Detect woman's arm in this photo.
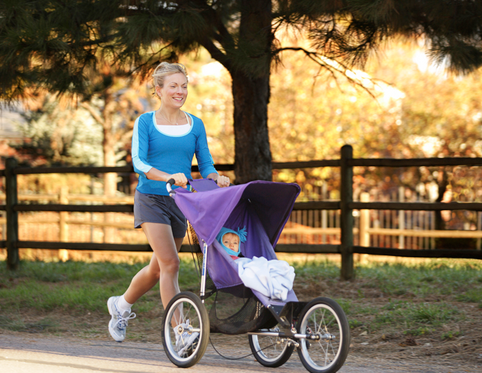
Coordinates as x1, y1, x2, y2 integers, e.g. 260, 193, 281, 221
146, 169, 188, 188
131, 117, 153, 176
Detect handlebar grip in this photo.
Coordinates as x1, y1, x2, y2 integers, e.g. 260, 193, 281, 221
166, 178, 176, 196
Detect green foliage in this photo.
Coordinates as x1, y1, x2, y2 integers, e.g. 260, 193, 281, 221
2, 1, 482, 102
441, 330, 463, 340
14, 95, 104, 166
349, 319, 363, 329
0, 0, 121, 98
456, 288, 482, 304
404, 326, 432, 337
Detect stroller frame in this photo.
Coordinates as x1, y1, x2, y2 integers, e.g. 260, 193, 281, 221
161, 179, 350, 373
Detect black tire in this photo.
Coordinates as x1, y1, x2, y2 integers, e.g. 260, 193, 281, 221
161, 292, 210, 368
248, 326, 295, 367
296, 297, 350, 373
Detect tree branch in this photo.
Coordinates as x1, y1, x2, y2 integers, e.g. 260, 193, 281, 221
198, 35, 232, 71
81, 102, 104, 125
273, 46, 380, 99
190, 0, 236, 49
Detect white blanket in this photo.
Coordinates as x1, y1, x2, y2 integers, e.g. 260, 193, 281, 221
235, 256, 295, 301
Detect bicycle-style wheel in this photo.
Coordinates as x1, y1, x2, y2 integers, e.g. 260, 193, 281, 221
161, 291, 210, 368
297, 297, 350, 373
248, 326, 294, 367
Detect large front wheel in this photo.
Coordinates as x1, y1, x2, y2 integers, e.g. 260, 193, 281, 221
248, 326, 294, 367
161, 292, 210, 368
297, 297, 350, 373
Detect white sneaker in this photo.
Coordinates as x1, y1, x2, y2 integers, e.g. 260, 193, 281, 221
175, 320, 199, 357
107, 296, 136, 342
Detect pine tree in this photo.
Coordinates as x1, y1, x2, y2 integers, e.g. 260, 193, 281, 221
13, 94, 104, 167
2, 0, 482, 182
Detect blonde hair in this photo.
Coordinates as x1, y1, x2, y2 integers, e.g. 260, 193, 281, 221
152, 62, 188, 88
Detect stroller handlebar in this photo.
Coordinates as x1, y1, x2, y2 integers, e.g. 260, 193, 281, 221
166, 178, 176, 196
166, 177, 221, 196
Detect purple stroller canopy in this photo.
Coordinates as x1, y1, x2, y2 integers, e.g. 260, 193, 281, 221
173, 179, 301, 248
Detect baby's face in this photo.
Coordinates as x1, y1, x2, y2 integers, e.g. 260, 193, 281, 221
223, 233, 239, 252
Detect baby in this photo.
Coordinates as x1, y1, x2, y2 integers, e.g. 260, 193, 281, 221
216, 227, 247, 260
216, 226, 295, 301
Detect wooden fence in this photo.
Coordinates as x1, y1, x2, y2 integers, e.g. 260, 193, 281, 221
1, 145, 482, 279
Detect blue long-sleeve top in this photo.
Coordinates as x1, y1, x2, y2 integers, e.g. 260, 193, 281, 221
132, 111, 218, 196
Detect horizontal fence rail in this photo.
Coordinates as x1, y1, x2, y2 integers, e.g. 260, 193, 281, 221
350, 202, 482, 211
2, 145, 482, 278
349, 157, 482, 167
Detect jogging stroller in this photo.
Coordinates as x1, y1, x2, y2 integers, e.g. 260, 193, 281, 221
161, 179, 350, 373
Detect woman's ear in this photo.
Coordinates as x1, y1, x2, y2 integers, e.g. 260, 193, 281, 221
155, 86, 162, 99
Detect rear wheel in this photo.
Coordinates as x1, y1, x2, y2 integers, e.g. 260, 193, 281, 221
248, 326, 294, 367
297, 297, 350, 373
161, 292, 210, 368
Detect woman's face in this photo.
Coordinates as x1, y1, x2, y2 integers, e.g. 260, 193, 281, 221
157, 73, 188, 109
223, 233, 239, 252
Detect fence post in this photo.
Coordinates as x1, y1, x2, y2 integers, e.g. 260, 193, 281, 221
340, 145, 354, 280
398, 186, 405, 249
359, 192, 370, 250
322, 182, 327, 244
59, 186, 69, 261
5, 157, 19, 270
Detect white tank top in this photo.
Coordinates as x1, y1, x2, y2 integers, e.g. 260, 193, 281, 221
155, 111, 191, 136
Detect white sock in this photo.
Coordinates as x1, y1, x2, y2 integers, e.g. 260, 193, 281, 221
117, 295, 134, 314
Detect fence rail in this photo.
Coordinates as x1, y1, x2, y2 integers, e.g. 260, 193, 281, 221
2, 145, 482, 279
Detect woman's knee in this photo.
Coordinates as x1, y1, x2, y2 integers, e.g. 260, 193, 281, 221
160, 256, 180, 275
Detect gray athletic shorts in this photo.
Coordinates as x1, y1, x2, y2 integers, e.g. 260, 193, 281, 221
134, 190, 187, 238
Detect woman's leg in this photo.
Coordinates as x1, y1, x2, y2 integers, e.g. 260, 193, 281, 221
124, 222, 183, 310
122, 253, 161, 305
108, 222, 184, 342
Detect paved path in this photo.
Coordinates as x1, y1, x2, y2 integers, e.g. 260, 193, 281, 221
0, 333, 479, 373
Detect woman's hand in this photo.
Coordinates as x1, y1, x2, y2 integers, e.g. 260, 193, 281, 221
216, 175, 230, 188
168, 173, 188, 188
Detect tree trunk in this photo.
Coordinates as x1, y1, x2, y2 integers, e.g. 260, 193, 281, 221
434, 167, 449, 231
103, 144, 116, 243
232, 71, 272, 183
102, 92, 118, 243
231, 0, 273, 183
